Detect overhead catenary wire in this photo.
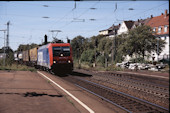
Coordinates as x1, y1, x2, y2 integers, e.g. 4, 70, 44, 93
57, 1, 100, 30
1, 1, 168, 50
123, 2, 168, 20
63, 1, 169, 37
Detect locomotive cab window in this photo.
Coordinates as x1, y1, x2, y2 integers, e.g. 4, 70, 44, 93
53, 46, 70, 56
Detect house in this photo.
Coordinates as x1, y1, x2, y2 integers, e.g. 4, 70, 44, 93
107, 24, 121, 38
99, 24, 120, 39
146, 9, 169, 61
98, 10, 169, 63
132, 18, 151, 29
99, 29, 109, 36
117, 20, 134, 35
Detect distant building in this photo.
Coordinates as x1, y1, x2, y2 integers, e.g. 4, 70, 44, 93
117, 20, 134, 35
131, 18, 151, 29
99, 29, 109, 36
146, 9, 169, 61
107, 24, 121, 38
99, 24, 121, 39
99, 10, 169, 62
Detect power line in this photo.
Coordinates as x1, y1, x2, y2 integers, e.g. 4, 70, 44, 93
48, 1, 83, 30
124, 2, 168, 20
56, 1, 100, 30
49, 9, 73, 29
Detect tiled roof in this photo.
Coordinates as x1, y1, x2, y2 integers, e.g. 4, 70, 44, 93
133, 18, 151, 27
146, 13, 169, 27
108, 24, 120, 30
124, 21, 134, 30
107, 24, 121, 36
99, 24, 121, 36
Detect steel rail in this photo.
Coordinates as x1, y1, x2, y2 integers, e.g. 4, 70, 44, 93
97, 76, 169, 97
91, 73, 169, 98
75, 77, 169, 112
107, 73, 169, 89
75, 84, 132, 113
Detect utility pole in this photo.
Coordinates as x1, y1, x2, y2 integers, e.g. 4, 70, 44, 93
94, 39, 97, 67
112, 38, 114, 64
6, 21, 10, 49
156, 37, 160, 62
112, 29, 116, 64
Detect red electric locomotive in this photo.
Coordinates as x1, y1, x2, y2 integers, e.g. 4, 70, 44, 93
37, 43, 73, 74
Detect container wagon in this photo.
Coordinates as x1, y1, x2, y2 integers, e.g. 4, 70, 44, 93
22, 50, 30, 65
29, 47, 38, 67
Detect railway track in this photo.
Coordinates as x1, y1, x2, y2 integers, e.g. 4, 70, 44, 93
87, 74, 169, 99
74, 70, 169, 99
64, 75, 169, 113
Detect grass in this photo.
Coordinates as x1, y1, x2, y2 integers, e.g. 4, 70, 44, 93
0, 63, 37, 72
74, 61, 123, 71
161, 65, 169, 73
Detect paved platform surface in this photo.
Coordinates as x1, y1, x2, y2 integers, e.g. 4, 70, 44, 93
0, 70, 119, 113
0, 71, 80, 113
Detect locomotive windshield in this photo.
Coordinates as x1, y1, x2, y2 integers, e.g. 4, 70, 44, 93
53, 46, 70, 56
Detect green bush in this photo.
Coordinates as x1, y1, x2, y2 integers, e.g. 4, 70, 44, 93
96, 55, 105, 66
130, 57, 148, 63
106, 64, 123, 71
80, 49, 95, 63
0, 63, 36, 72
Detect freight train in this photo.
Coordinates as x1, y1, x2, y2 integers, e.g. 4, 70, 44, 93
14, 42, 73, 74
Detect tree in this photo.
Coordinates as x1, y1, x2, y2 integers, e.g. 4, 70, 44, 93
120, 25, 166, 60
97, 38, 112, 67
90, 35, 105, 48
17, 43, 38, 52
113, 34, 128, 63
98, 38, 112, 55
80, 49, 95, 63
71, 35, 86, 59
0, 46, 13, 53
0, 46, 14, 66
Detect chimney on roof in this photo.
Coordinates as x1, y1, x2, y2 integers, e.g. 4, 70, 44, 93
165, 9, 168, 18
138, 19, 139, 22
151, 15, 153, 18
161, 13, 163, 15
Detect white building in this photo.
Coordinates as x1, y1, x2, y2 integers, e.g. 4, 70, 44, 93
146, 10, 169, 62
117, 21, 134, 35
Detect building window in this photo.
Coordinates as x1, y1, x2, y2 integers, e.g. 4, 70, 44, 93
153, 27, 156, 32
158, 26, 162, 33
164, 25, 168, 32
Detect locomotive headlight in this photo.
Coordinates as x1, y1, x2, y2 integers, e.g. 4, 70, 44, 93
60, 54, 63, 57
53, 61, 56, 63
68, 60, 71, 63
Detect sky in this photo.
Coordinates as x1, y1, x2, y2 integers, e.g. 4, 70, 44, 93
0, 0, 169, 51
